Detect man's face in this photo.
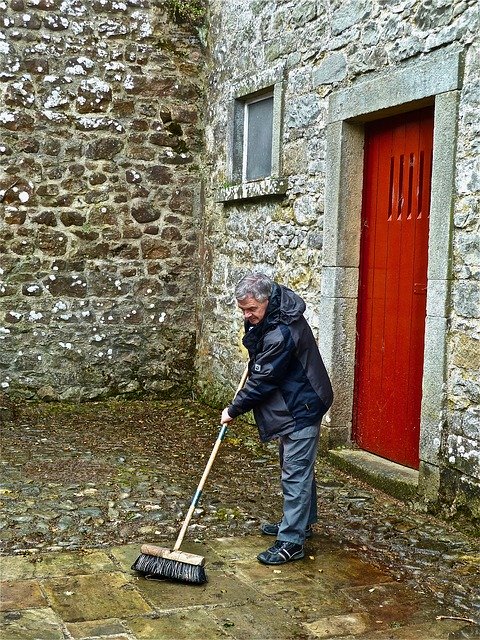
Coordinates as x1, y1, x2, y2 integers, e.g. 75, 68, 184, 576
238, 296, 269, 325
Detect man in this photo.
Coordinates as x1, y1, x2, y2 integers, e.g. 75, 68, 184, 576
221, 273, 333, 565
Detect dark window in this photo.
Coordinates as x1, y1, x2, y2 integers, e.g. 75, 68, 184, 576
244, 94, 274, 181
232, 89, 275, 183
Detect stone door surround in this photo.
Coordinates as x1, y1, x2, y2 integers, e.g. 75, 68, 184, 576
320, 47, 464, 500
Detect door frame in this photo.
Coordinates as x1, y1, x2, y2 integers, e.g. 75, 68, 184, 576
319, 48, 464, 504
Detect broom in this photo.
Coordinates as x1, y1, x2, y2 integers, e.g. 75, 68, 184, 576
131, 365, 249, 585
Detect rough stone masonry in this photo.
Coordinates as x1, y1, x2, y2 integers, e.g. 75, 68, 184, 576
0, 0, 479, 527
197, 0, 479, 525
0, 0, 205, 400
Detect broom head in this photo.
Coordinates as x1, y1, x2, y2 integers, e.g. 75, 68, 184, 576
131, 544, 207, 585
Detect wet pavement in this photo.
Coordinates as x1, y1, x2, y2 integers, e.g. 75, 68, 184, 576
1, 536, 477, 640
1, 399, 479, 639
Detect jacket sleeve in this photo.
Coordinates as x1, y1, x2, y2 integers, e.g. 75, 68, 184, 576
228, 326, 294, 418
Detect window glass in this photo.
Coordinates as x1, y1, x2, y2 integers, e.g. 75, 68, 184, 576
244, 94, 273, 181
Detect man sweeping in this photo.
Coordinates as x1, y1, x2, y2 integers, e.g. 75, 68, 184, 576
221, 273, 333, 566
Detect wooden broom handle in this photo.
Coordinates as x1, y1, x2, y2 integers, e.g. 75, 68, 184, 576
234, 363, 249, 396
173, 364, 249, 551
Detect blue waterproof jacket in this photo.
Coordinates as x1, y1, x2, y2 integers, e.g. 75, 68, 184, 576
228, 283, 333, 442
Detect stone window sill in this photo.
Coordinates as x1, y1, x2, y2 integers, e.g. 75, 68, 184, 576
215, 177, 288, 203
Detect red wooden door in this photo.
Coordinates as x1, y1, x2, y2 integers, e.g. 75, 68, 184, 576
353, 108, 434, 469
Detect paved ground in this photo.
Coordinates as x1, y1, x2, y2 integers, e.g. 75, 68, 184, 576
1, 534, 477, 640
1, 399, 479, 639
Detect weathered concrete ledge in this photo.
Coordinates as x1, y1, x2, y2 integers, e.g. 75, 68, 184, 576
328, 449, 419, 501
215, 177, 288, 203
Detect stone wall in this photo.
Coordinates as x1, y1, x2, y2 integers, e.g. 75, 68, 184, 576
0, 0, 478, 523
198, 0, 479, 523
0, 0, 205, 400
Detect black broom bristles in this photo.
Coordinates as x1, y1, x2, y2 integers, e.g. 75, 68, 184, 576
131, 552, 207, 585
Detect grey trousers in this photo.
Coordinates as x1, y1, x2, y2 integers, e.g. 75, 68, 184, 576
276, 428, 319, 545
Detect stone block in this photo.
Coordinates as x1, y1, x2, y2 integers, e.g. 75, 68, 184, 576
43, 275, 87, 298
291, 195, 315, 226
32, 211, 56, 226
328, 449, 418, 500
332, 0, 370, 35
461, 406, 480, 438
0, 608, 65, 640
65, 619, 127, 640
420, 315, 448, 445
30, 550, 117, 579
426, 278, 451, 318
108, 544, 148, 573
313, 52, 347, 86
3, 210, 27, 225
210, 601, 308, 639
146, 164, 172, 185
321, 266, 359, 299
285, 92, 322, 129
36, 230, 68, 257
418, 461, 441, 504
41, 572, 152, 622
428, 91, 459, 280
76, 78, 112, 114
318, 295, 357, 427
126, 609, 223, 640
319, 424, 351, 452
292, 0, 317, 25
130, 204, 161, 224
329, 50, 463, 123
361, 620, 471, 639
0, 176, 34, 205
446, 434, 480, 479
453, 281, 480, 318
21, 58, 50, 75
134, 566, 260, 610
60, 211, 86, 227
341, 582, 432, 627
85, 138, 124, 160
324, 121, 364, 267
0, 579, 47, 611
452, 332, 480, 370
169, 188, 194, 213
304, 613, 371, 638
0, 110, 34, 131
140, 237, 172, 259
209, 535, 263, 563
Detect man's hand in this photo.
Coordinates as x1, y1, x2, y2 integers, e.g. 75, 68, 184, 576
221, 408, 233, 424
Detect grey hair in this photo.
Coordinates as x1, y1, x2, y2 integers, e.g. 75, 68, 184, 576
235, 273, 274, 302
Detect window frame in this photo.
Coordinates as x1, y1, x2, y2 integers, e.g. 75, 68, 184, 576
217, 68, 286, 203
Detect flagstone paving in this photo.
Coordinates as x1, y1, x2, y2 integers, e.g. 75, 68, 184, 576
1, 399, 479, 638
1, 535, 477, 639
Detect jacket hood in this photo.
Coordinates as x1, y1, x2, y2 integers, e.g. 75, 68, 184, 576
265, 283, 306, 326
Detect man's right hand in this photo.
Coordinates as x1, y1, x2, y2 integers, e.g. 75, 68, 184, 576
221, 407, 233, 424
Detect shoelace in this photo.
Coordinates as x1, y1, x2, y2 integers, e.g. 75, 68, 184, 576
270, 540, 300, 551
